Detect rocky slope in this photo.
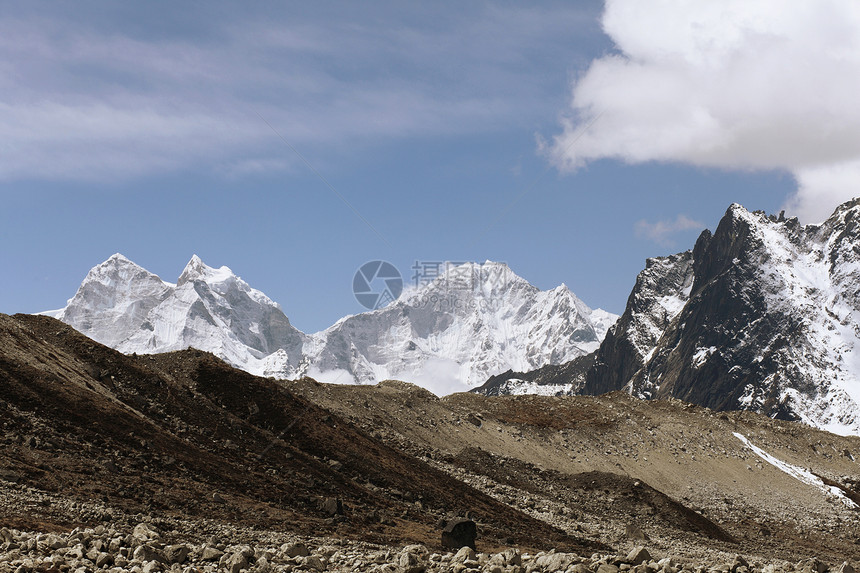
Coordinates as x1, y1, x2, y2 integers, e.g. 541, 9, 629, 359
45, 257, 617, 395
487, 199, 860, 436
0, 312, 590, 552
4, 313, 860, 566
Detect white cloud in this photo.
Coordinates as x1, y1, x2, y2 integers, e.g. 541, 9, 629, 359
550, 0, 860, 222
634, 214, 703, 246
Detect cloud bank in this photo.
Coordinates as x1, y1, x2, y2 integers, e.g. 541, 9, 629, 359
0, 4, 596, 183
550, 0, 860, 222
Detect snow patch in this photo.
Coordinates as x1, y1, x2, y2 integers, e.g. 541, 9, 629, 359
734, 432, 857, 508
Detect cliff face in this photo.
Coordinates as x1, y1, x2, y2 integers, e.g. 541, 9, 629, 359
612, 200, 860, 434
582, 250, 695, 398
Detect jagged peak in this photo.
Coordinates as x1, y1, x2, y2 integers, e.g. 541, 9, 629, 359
84, 253, 157, 283
178, 255, 236, 286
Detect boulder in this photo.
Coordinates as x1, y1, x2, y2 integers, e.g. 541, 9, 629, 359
441, 518, 477, 551
452, 547, 476, 564
627, 548, 651, 566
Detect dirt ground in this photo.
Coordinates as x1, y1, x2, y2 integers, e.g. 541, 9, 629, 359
3, 313, 860, 564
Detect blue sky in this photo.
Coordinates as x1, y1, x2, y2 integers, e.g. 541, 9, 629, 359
2, 1, 857, 333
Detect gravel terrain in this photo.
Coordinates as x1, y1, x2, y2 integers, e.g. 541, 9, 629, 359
3, 313, 860, 570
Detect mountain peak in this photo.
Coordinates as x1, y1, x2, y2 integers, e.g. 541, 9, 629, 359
177, 255, 235, 286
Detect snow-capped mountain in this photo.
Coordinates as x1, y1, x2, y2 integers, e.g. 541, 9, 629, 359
45, 256, 617, 395
300, 262, 616, 393
45, 254, 307, 377
584, 199, 860, 435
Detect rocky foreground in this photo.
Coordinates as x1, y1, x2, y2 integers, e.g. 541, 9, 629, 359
4, 313, 860, 568
1, 517, 856, 573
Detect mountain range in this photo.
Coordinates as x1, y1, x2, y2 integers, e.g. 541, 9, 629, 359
45, 257, 617, 396
482, 199, 860, 436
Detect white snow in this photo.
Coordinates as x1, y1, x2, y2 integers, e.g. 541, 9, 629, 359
731, 205, 860, 434
734, 432, 857, 508
47, 255, 618, 396
692, 346, 717, 369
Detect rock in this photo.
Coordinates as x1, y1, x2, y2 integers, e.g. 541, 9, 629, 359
282, 543, 310, 558
837, 564, 855, 573
142, 560, 162, 573
536, 552, 578, 572
598, 565, 621, 573
731, 556, 749, 573
132, 524, 160, 542
797, 559, 828, 573
304, 555, 326, 571
225, 552, 249, 573
625, 524, 649, 541
320, 498, 343, 516
211, 492, 226, 504
201, 547, 225, 561
95, 552, 113, 568
399, 547, 427, 573
441, 518, 477, 551
452, 547, 476, 564
164, 545, 189, 564
627, 548, 651, 566
133, 545, 167, 564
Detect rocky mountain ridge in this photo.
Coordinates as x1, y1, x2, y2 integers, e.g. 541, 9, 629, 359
484, 199, 860, 436
45, 257, 617, 395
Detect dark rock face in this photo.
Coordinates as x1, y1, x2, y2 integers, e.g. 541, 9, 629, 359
594, 199, 860, 433
486, 198, 860, 433
441, 518, 477, 551
471, 354, 596, 396
582, 251, 695, 398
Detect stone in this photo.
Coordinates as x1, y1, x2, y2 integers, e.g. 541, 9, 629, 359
536, 552, 577, 572
211, 492, 226, 504
304, 555, 326, 571
282, 543, 310, 558
163, 545, 189, 564
142, 560, 162, 573
441, 519, 477, 551
453, 547, 476, 564
731, 557, 749, 573
597, 565, 620, 573
627, 548, 652, 566
625, 524, 649, 541
201, 547, 224, 561
95, 552, 113, 568
225, 552, 249, 573
320, 498, 343, 516
837, 564, 855, 573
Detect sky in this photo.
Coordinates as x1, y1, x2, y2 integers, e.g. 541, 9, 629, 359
2, 0, 858, 333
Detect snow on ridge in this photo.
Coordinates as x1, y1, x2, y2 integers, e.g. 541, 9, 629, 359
735, 206, 860, 435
